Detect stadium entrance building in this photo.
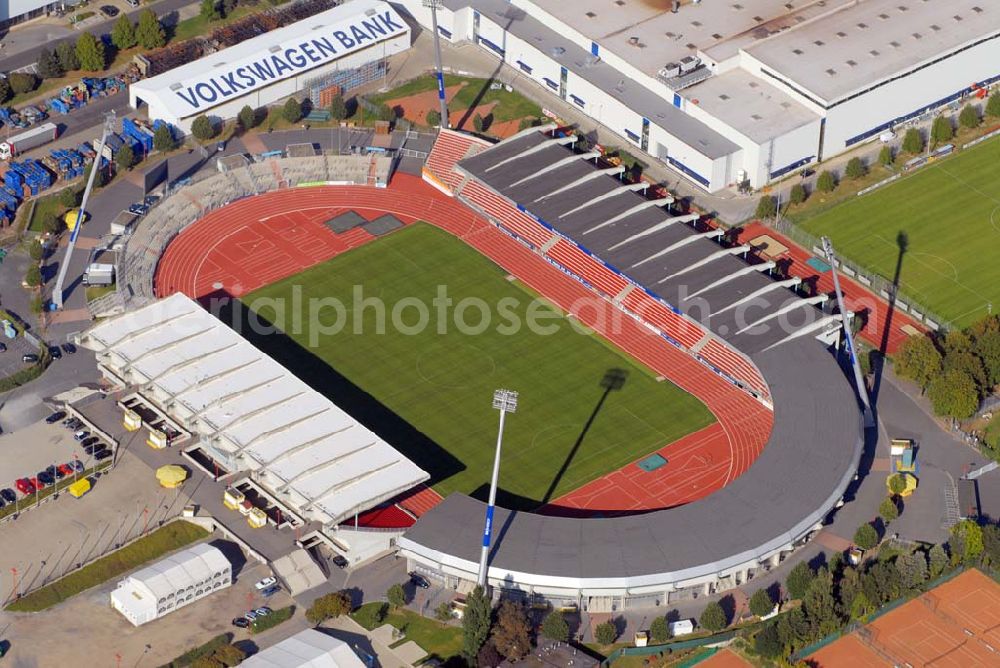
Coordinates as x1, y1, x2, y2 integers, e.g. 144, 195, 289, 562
129, 0, 411, 133
397, 0, 1000, 192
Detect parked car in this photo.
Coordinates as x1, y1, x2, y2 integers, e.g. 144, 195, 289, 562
232, 617, 249, 628
65, 418, 82, 430
99, 5, 119, 17
81, 436, 99, 447
70, 460, 84, 473
1, 488, 16, 503
94, 449, 112, 461
331, 554, 349, 569
48, 465, 66, 480
0, 343, 6, 352
61, 343, 77, 354
144, 195, 159, 207
128, 203, 148, 215
260, 585, 281, 598
37, 471, 55, 486
46, 411, 66, 424
409, 573, 430, 589
49, 346, 62, 360
57, 463, 74, 477
14, 479, 34, 495
0, 497, 6, 508
22, 354, 38, 363
29, 476, 44, 490
83, 444, 98, 455
244, 610, 258, 621
73, 430, 89, 441
254, 607, 271, 616
254, 576, 277, 590
126, 0, 139, 7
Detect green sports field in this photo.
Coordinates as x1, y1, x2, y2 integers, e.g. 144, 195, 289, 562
798, 134, 1000, 329
246, 223, 712, 508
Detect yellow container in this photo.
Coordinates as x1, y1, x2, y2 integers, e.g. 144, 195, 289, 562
68, 479, 91, 498
247, 507, 267, 528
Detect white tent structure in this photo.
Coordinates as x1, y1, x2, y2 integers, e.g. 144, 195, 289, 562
240, 629, 367, 668
110, 542, 231, 626
78, 293, 429, 528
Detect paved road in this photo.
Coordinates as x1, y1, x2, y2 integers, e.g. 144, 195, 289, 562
0, 0, 194, 74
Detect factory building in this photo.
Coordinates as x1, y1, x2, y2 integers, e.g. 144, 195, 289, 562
129, 0, 411, 133
396, 0, 1000, 192
1, 0, 61, 29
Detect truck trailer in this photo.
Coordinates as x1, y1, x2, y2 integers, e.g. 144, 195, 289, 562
0, 123, 59, 160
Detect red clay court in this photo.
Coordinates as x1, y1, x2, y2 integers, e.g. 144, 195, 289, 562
154, 172, 772, 515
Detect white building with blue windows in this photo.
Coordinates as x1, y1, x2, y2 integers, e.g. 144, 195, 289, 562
129, 0, 410, 133
397, 0, 1000, 192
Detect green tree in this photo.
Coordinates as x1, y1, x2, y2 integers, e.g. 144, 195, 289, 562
59, 187, 80, 208
476, 641, 503, 668
0, 78, 9, 104
879, 496, 899, 523
894, 334, 942, 390
44, 214, 65, 235
988, 92, 1000, 119
8, 72, 38, 95
56, 40, 80, 72
931, 115, 954, 145
473, 113, 485, 133
927, 368, 979, 418
136, 9, 167, 49
854, 522, 879, 550
30, 294, 45, 315
959, 104, 980, 129
37, 48, 64, 79
29, 239, 43, 263
153, 124, 176, 152
541, 610, 570, 642
282, 97, 302, 123
973, 329, 1000, 386
699, 600, 727, 633
330, 95, 348, 121
902, 127, 924, 154
754, 624, 783, 658
425, 109, 441, 127
434, 601, 453, 622
749, 587, 775, 618
191, 115, 216, 141
25, 264, 42, 288
462, 586, 491, 662
949, 519, 984, 564
888, 473, 907, 496
895, 551, 928, 590
594, 621, 617, 645
945, 349, 988, 393
386, 583, 406, 609
844, 156, 867, 179
928, 544, 949, 578
111, 14, 137, 51
816, 170, 836, 193
201, 0, 222, 21
836, 566, 862, 617
788, 183, 807, 205
75, 32, 106, 71
803, 570, 839, 636
981, 524, 1000, 568
878, 145, 893, 167
849, 591, 872, 620
786, 561, 814, 600
491, 600, 532, 661
83, 162, 108, 189
116, 143, 136, 171
755, 195, 777, 219
305, 590, 351, 624
210, 644, 246, 667
238, 105, 256, 132
776, 607, 810, 651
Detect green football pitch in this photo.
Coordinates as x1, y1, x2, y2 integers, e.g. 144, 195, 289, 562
798, 135, 1000, 329
246, 223, 712, 508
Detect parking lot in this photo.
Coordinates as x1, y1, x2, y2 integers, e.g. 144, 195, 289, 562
0, 329, 38, 380
0, 419, 95, 496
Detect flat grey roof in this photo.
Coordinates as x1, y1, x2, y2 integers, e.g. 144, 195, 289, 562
442, 0, 740, 159
402, 338, 862, 584
746, 0, 1000, 103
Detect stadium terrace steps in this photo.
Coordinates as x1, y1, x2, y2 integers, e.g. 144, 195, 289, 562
545, 238, 630, 298
424, 129, 491, 192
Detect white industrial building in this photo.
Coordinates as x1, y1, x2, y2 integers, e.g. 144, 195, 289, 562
1, 0, 61, 29
110, 542, 231, 626
239, 629, 367, 668
77, 293, 429, 530
397, 0, 1000, 191
129, 0, 411, 133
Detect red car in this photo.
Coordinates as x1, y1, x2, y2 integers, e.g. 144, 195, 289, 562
15, 478, 35, 495
29, 476, 44, 490
57, 463, 74, 477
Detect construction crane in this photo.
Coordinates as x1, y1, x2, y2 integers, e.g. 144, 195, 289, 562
52, 111, 116, 310
423, 0, 450, 129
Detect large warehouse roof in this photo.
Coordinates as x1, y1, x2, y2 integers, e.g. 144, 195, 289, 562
79, 293, 429, 527
123, 543, 229, 599
240, 629, 366, 668
129, 0, 407, 121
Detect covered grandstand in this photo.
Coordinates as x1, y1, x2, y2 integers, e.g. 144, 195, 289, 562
395, 128, 865, 608
77, 293, 429, 529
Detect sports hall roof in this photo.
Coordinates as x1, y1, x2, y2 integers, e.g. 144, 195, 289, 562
122, 543, 229, 599
456, 130, 836, 355
240, 629, 366, 668
79, 293, 428, 527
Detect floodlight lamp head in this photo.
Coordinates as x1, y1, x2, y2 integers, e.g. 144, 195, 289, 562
492, 389, 518, 413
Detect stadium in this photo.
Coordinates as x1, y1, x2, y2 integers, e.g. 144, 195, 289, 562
80, 126, 863, 610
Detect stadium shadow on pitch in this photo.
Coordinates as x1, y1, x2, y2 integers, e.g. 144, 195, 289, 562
214, 296, 465, 487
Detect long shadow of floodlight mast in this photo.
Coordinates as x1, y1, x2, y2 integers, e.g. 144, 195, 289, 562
540, 368, 629, 504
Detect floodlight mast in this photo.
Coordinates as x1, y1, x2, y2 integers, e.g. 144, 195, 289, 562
822, 236, 875, 428
422, 0, 450, 129
52, 111, 117, 310
477, 389, 518, 587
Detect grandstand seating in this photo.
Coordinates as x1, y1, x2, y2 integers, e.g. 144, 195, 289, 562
423, 128, 490, 192
544, 239, 630, 298
620, 289, 705, 350
700, 339, 769, 398
459, 181, 554, 249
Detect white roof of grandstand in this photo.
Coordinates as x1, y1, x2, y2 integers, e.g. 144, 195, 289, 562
129, 0, 407, 120
80, 293, 428, 526
745, 0, 1000, 103
240, 629, 366, 668
124, 543, 228, 599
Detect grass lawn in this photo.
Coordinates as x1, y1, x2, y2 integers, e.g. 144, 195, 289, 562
5, 520, 209, 612
85, 284, 117, 301
352, 603, 463, 664
373, 74, 543, 123
27, 191, 69, 233
795, 133, 1000, 329
170, 4, 263, 43
246, 224, 712, 508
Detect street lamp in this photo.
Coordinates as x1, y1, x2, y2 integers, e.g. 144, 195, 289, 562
477, 389, 518, 587
422, 0, 450, 129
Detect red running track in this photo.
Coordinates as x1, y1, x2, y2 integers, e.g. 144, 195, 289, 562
154, 173, 773, 513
